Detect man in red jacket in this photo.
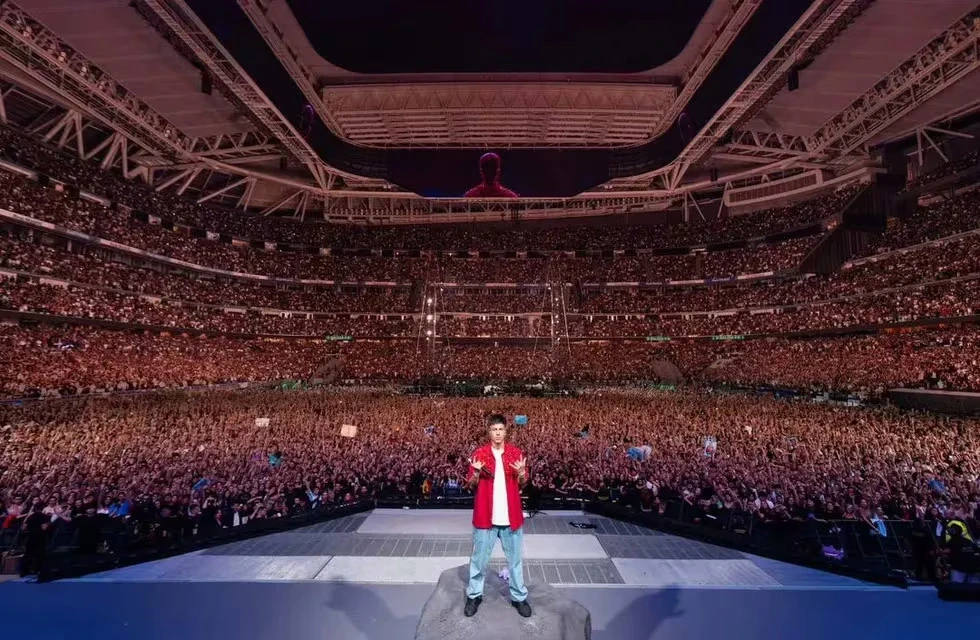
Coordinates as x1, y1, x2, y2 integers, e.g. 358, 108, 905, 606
464, 152, 519, 198
463, 414, 531, 617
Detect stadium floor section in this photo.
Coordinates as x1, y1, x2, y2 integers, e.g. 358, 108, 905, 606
63, 509, 869, 588
0, 510, 972, 640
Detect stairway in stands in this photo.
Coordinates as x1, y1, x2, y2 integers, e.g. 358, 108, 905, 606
798, 185, 886, 274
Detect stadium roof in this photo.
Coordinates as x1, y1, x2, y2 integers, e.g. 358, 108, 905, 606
0, 0, 978, 219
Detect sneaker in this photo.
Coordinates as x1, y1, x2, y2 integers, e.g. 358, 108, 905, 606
512, 599, 532, 618
464, 596, 482, 617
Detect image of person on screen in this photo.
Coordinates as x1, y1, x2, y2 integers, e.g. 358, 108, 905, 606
463, 414, 531, 618
464, 152, 519, 198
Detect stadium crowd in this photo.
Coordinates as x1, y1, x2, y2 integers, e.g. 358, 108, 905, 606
2, 323, 979, 400
1, 390, 977, 571
0, 125, 853, 250
1, 121, 980, 585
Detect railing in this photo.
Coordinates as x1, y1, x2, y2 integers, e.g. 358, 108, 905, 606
4, 492, 966, 585
11, 500, 372, 582
586, 500, 968, 587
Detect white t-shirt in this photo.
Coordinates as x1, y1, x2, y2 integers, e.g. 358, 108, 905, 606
491, 447, 509, 526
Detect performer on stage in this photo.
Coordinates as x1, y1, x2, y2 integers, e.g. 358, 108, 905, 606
463, 414, 532, 617
464, 152, 519, 198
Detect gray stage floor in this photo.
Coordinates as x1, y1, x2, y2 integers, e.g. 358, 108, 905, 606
0, 509, 971, 639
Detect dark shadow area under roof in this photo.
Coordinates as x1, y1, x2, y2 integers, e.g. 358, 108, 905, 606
285, 0, 712, 74
186, 0, 815, 197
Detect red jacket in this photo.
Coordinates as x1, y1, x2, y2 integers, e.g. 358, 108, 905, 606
468, 442, 526, 531
464, 182, 519, 198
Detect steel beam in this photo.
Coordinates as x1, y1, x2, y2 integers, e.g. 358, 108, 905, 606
137, 0, 363, 188
237, 0, 345, 137
196, 176, 251, 204
643, 0, 873, 188
808, 8, 980, 158
0, 1, 188, 156
649, 0, 763, 141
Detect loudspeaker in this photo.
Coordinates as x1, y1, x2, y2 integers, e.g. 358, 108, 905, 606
937, 582, 980, 601
710, 167, 719, 183
201, 72, 212, 95
68, 185, 80, 199
37, 174, 50, 187
788, 68, 800, 92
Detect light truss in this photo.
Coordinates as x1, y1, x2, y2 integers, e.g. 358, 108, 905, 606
320, 83, 675, 147
0, 1, 330, 192
664, 0, 874, 189
808, 8, 980, 159
725, 130, 812, 159
237, 0, 345, 138
648, 0, 764, 141
135, 0, 347, 191
0, 1, 190, 157
605, 0, 872, 191
185, 131, 279, 162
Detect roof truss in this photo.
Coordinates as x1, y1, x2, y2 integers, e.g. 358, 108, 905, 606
725, 6, 980, 166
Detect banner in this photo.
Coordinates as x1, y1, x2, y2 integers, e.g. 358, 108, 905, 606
255, 417, 270, 427
341, 424, 358, 438
703, 436, 717, 458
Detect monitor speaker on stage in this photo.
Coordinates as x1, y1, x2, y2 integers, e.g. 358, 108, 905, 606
937, 582, 980, 601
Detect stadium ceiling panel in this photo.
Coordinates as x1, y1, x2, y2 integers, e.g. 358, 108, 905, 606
14, 0, 251, 139
241, 0, 760, 149
722, 4, 980, 165
739, 0, 980, 139
320, 83, 677, 148
2, 0, 980, 221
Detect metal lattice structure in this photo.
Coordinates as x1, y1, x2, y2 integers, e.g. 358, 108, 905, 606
136, 0, 343, 191
239, 0, 763, 149
0, 0, 979, 221
609, 0, 876, 191
319, 83, 676, 148
725, 7, 980, 166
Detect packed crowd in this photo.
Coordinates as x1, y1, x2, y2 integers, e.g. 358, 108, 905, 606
2, 322, 978, 399
0, 170, 822, 283
0, 324, 329, 399
0, 120, 978, 397
0, 125, 853, 251
1, 390, 977, 554
904, 148, 979, 191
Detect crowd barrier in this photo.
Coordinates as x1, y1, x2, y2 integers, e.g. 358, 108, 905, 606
5, 492, 968, 585
585, 500, 964, 587
18, 501, 372, 582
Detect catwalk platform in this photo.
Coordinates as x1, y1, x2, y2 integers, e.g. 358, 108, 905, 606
0, 509, 973, 639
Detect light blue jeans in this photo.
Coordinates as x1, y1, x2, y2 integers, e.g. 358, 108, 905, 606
466, 525, 528, 602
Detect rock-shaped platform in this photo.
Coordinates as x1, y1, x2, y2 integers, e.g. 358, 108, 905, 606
415, 564, 591, 640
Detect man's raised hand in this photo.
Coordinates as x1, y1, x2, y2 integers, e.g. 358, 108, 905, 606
511, 457, 527, 474
469, 457, 485, 472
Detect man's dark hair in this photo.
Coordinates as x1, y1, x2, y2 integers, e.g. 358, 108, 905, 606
488, 414, 507, 428
479, 152, 501, 183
